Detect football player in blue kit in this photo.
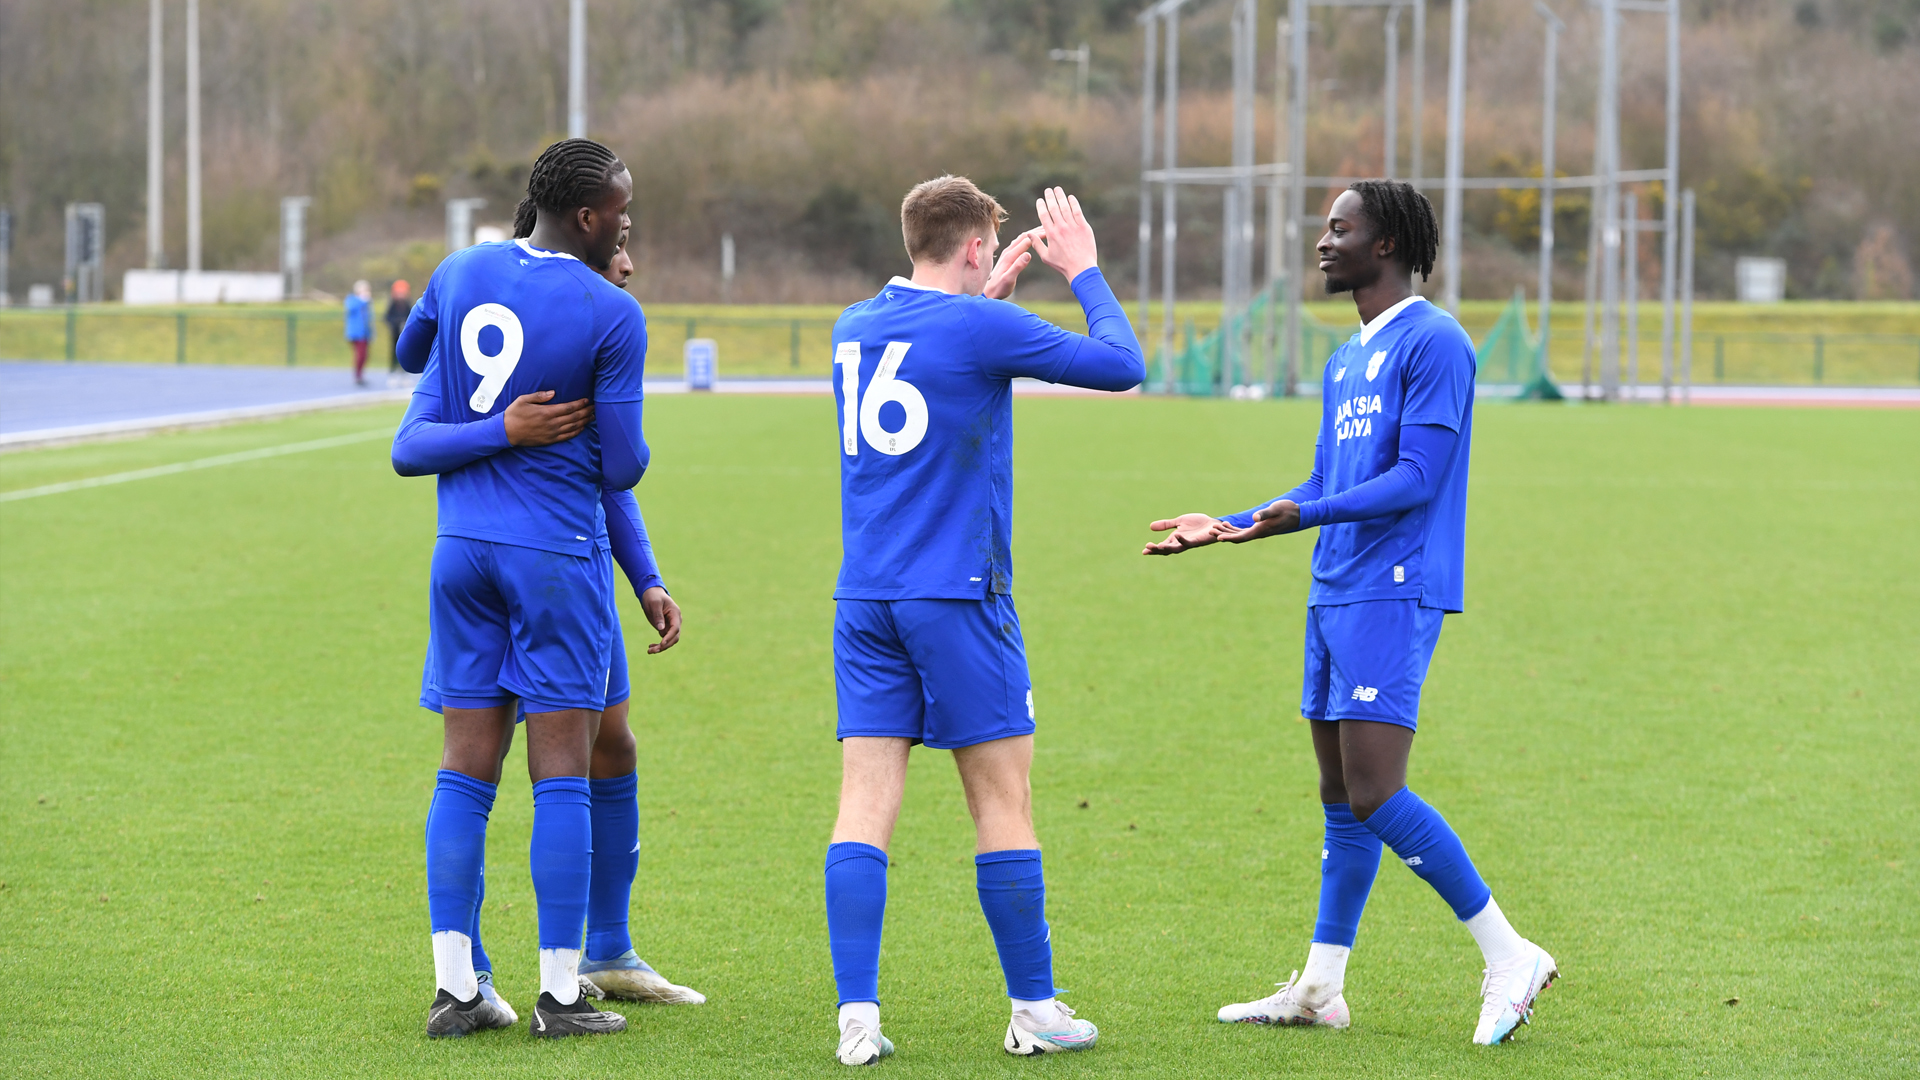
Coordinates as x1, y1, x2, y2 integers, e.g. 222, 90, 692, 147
390, 137, 652, 1039
822, 178, 1144, 1066
393, 224, 705, 1027
1143, 180, 1557, 1046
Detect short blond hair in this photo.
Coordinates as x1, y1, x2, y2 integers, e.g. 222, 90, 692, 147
900, 175, 1007, 264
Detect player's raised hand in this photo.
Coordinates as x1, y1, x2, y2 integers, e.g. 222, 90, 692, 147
640, 586, 682, 654
503, 391, 594, 447
983, 230, 1038, 300
1212, 499, 1302, 543
1142, 512, 1225, 555
1031, 187, 1098, 282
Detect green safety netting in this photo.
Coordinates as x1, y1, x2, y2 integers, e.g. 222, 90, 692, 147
1151, 282, 1563, 400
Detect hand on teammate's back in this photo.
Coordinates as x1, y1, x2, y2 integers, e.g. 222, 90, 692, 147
640, 586, 681, 654
1142, 512, 1225, 555
1030, 187, 1098, 282
503, 391, 594, 447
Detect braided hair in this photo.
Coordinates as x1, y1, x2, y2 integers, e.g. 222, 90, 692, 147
1347, 179, 1438, 282
516, 138, 626, 237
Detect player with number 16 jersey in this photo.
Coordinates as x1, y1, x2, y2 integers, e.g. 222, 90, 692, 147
820, 178, 1142, 1067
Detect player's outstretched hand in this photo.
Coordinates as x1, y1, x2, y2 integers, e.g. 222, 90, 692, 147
1212, 500, 1302, 543
503, 391, 594, 447
640, 586, 682, 654
983, 230, 1038, 300
1142, 512, 1225, 555
1031, 187, 1098, 282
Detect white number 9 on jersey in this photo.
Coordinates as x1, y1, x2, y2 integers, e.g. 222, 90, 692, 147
835, 340, 928, 456
459, 302, 525, 413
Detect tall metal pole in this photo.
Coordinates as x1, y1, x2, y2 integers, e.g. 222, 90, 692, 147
147, 0, 164, 270
1384, 6, 1399, 178
186, 0, 202, 273
1535, 2, 1561, 381
1659, 0, 1681, 403
1230, 0, 1256, 387
1267, 15, 1287, 391
1411, 0, 1425, 191
1624, 189, 1640, 397
1439, 0, 1467, 313
1598, 0, 1622, 399
1285, 0, 1308, 394
1680, 188, 1695, 405
1139, 16, 1158, 340
568, 0, 587, 138
1159, 10, 1181, 392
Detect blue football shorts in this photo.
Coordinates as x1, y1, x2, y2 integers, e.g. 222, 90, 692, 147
834, 594, 1036, 750
418, 588, 631, 718
1301, 599, 1447, 730
423, 537, 615, 714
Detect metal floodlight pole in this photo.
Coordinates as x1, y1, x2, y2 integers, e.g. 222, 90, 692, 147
1138, 16, 1158, 338
1624, 189, 1640, 397
1268, 15, 1288, 391
1230, 0, 1257, 387
147, 0, 164, 270
1679, 187, 1695, 404
568, 0, 588, 138
1535, 1, 1562, 382
1411, 0, 1425, 191
280, 196, 311, 300
1384, 5, 1399, 178
1597, 0, 1621, 399
1439, 0, 1467, 313
1285, 0, 1308, 394
186, 0, 202, 273
1160, 8, 1182, 391
1659, 0, 1681, 403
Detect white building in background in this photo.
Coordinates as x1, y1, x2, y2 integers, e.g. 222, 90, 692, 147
1735, 257, 1787, 303
123, 269, 286, 305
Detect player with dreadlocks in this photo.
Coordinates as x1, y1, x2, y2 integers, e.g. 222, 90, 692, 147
392, 137, 654, 1038
1142, 180, 1558, 1045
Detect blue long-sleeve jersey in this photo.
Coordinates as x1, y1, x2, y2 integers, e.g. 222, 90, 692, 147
832, 266, 1144, 600
396, 238, 649, 557
1223, 297, 1476, 611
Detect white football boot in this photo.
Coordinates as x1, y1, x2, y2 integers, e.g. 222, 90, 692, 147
475, 970, 518, 1025
1004, 1002, 1099, 1054
577, 950, 707, 1004
1217, 970, 1351, 1028
1473, 942, 1558, 1045
836, 1021, 895, 1066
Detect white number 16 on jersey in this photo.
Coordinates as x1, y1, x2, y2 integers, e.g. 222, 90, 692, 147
835, 340, 928, 456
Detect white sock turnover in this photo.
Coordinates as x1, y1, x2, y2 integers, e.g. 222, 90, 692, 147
540, 947, 583, 1006
1297, 942, 1351, 1008
1011, 996, 1062, 1029
431, 930, 479, 1002
1464, 896, 1529, 967
839, 1001, 880, 1036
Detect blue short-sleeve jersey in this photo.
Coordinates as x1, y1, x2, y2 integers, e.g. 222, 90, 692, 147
408, 239, 647, 557
1311, 298, 1476, 611
830, 272, 1143, 600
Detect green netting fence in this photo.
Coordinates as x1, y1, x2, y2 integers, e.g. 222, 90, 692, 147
1152, 282, 1562, 399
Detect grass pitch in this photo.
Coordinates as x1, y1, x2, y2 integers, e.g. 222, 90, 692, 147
0, 395, 1914, 1078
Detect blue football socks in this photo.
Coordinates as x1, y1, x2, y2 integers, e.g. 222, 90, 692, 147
1314, 802, 1383, 947
468, 866, 493, 975
529, 776, 594, 951
586, 771, 641, 962
425, 769, 496, 936
824, 842, 889, 1006
975, 849, 1056, 1002
1363, 787, 1493, 921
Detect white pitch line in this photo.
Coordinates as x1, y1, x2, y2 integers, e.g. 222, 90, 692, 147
0, 428, 391, 504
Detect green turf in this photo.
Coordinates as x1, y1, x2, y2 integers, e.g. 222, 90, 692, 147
0, 396, 1914, 1078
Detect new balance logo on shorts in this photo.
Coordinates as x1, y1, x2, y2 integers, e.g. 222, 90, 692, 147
1404, 855, 1424, 866
1350, 686, 1379, 702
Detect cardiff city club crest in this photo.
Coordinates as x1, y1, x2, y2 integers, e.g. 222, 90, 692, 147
1365, 350, 1387, 381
